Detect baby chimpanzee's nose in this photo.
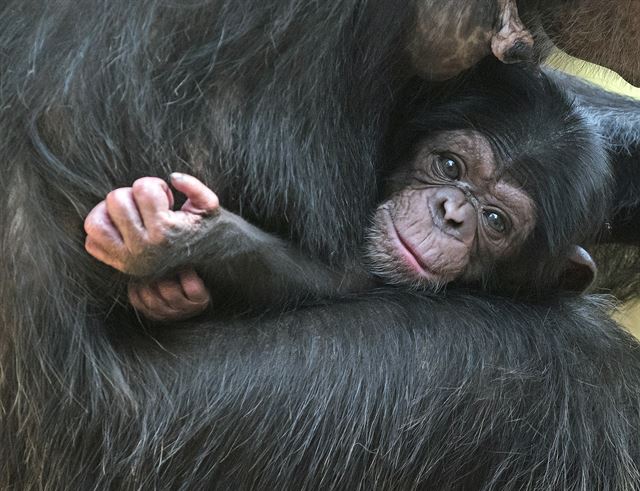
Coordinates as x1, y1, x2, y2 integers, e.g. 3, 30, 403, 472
431, 187, 476, 242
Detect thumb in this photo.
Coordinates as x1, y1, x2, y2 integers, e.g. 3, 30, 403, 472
170, 173, 219, 215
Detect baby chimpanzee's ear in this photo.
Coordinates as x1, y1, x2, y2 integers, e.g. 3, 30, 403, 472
558, 246, 597, 293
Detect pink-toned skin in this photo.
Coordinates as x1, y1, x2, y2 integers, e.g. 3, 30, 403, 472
84, 133, 537, 323
84, 174, 216, 321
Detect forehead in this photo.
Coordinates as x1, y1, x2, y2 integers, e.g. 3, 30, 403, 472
416, 130, 496, 177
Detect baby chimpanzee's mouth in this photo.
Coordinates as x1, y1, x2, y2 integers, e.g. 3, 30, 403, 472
384, 209, 439, 279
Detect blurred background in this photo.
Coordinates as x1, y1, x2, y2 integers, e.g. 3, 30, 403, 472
616, 303, 640, 338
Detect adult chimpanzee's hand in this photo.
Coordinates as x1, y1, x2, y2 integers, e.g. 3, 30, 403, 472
84, 174, 218, 321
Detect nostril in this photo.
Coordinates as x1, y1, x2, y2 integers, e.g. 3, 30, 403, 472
432, 188, 472, 236
442, 201, 465, 227
438, 199, 447, 220
445, 214, 464, 228
439, 200, 462, 227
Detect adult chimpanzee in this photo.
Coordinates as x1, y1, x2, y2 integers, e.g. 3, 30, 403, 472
84, 62, 609, 322
2, 1, 640, 490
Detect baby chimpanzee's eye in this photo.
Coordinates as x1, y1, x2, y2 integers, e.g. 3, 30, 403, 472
437, 155, 461, 180
483, 209, 508, 234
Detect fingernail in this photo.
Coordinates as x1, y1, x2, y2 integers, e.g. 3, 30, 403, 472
170, 172, 184, 181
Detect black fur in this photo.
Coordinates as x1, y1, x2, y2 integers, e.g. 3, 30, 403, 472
2, 1, 640, 489
389, 60, 611, 294
548, 70, 640, 299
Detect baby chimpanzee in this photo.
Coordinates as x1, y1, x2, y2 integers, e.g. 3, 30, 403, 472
84, 61, 612, 321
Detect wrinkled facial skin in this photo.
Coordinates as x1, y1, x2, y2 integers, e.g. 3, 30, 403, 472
366, 130, 535, 290
410, 0, 535, 80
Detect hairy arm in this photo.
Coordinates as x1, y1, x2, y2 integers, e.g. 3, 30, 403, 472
84, 174, 371, 315
184, 208, 370, 309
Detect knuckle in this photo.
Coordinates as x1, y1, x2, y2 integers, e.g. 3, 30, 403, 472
84, 219, 108, 239
84, 237, 98, 255
128, 291, 141, 306
106, 188, 131, 207
189, 289, 210, 304
208, 193, 220, 209
83, 220, 98, 237
139, 285, 155, 298
139, 289, 156, 306
132, 177, 166, 195
83, 209, 101, 233
147, 299, 164, 311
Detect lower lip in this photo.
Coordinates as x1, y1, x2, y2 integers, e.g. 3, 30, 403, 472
385, 211, 435, 279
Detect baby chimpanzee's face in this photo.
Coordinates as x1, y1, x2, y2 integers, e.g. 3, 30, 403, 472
365, 130, 535, 290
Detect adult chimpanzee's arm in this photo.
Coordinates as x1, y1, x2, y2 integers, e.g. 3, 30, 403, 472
4, 0, 640, 488
7, 283, 640, 489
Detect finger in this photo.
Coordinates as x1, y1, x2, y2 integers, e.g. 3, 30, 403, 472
128, 284, 146, 312
84, 236, 126, 271
138, 283, 178, 314
157, 276, 210, 312
129, 282, 203, 322
131, 177, 175, 228
104, 188, 146, 245
178, 269, 211, 304
129, 284, 178, 321
156, 279, 189, 306
84, 201, 124, 246
170, 173, 219, 215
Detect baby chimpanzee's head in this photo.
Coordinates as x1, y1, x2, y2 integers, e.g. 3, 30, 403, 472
366, 59, 611, 296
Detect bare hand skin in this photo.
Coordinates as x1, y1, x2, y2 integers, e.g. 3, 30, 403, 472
83, 122, 583, 321
129, 268, 211, 322
83, 63, 607, 322
87, 171, 373, 322
84, 173, 219, 275
86, 173, 366, 322
88, 129, 538, 322
85, 174, 219, 320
